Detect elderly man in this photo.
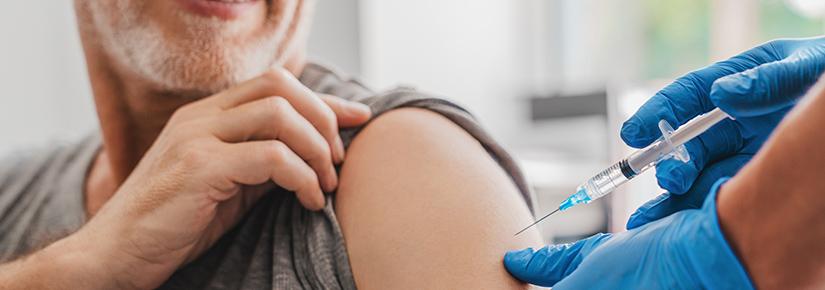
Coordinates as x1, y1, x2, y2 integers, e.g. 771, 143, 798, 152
0, 1, 541, 289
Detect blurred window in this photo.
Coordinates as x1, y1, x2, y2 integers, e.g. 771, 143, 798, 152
642, 0, 711, 79
640, 0, 823, 80
759, 0, 823, 40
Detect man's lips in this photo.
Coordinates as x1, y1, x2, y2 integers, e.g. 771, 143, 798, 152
177, 0, 262, 20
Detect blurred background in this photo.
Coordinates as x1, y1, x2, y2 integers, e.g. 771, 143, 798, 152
1, 0, 823, 243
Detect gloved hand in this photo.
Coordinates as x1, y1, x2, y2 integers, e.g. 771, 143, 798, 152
504, 179, 752, 289
622, 37, 825, 229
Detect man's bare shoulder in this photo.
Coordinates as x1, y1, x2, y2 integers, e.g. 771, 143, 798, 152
335, 108, 543, 289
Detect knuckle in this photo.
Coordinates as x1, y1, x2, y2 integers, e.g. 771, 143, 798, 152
300, 171, 320, 193
169, 106, 194, 123
765, 39, 788, 49
263, 96, 292, 116
264, 141, 290, 163
762, 39, 793, 58
308, 144, 332, 167
260, 68, 289, 86
319, 94, 341, 111
162, 121, 186, 138
165, 119, 202, 139
679, 72, 705, 89
316, 106, 339, 135
178, 145, 209, 169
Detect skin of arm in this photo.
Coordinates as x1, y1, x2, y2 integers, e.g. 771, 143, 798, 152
718, 79, 825, 289
0, 232, 119, 289
335, 108, 543, 289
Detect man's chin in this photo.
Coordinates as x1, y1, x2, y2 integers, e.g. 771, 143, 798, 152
146, 61, 269, 97
81, 0, 301, 96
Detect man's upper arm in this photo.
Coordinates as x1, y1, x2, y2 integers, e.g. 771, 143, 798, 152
335, 108, 543, 289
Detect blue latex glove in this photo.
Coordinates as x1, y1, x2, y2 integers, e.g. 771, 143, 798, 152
622, 37, 825, 229
504, 179, 752, 289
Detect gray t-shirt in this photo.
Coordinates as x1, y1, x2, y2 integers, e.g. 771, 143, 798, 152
0, 63, 534, 289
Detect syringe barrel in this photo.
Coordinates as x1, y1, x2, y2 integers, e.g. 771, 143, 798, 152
627, 141, 669, 173
670, 108, 729, 145
626, 108, 730, 173
580, 161, 631, 201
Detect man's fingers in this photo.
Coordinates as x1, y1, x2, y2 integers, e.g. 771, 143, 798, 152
202, 69, 345, 163
503, 233, 611, 287
711, 44, 825, 118
219, 140, 326, 210
197, 72, 288, 111
211, 97, 338, 192
241, 69, 345, 163
208, 69, 303, 109
318, 94, 372, 127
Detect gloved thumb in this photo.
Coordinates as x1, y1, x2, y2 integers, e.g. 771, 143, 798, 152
503, 233, 611, 287
626, 154, 752, 229
711, 45, 825, 118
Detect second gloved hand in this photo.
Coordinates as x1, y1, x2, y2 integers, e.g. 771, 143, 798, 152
504, 179, 752, 290
622, 37, 825, 229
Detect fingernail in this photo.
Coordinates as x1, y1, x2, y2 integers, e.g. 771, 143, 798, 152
334, 136, 346, 163
621, 121, 640, 139
626, 212, 644, 229
321, 194, 327, 209
324, 166, 339, 192
627, 193, 669, 229
348, 102, 371, 116
315, 193, 327, 210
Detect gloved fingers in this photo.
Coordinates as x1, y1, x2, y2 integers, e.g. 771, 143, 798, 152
621, 76, 716, 148
654, 118, 744, 194
655, 159, 699, 195
627, 154, 752, 229
626, 191, 705, 230
503, 233, 612, 287
626, 192, 671, 230
711, 43, 825, 118
621, 47, 777, 148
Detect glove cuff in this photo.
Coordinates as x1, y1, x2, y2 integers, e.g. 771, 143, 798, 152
689, 177, 755, 290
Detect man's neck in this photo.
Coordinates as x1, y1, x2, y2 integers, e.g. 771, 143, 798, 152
88, 58, 193, 183
82, 49, 201, 214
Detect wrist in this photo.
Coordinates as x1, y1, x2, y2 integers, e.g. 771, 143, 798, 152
76, 213, 183, 290
41, 231, 131, 289
687, 178, 754, 290
0, 231, 130, 290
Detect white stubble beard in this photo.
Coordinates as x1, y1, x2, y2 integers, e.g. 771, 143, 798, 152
86, 0, 303, 94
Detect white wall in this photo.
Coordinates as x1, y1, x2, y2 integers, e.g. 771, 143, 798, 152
307, 0, 361, 74
0, 2, 95, 154
358, 0, 536, 145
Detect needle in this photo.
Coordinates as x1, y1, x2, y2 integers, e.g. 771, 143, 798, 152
514, 208, 560, 236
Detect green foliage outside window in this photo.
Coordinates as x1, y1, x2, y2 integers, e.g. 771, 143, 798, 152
641, 0, 822, 79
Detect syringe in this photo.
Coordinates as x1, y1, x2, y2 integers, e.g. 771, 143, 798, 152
514, 108, 731, 236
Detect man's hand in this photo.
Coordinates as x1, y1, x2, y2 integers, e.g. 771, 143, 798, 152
3, 68, 371, 290
622, 37, 825, 229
